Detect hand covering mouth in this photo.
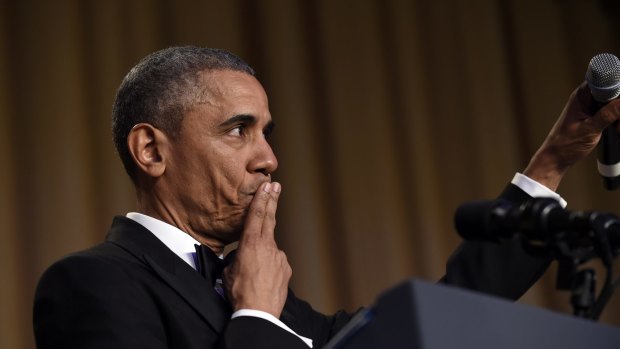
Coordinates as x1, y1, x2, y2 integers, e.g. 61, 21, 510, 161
246, 180, 272, 196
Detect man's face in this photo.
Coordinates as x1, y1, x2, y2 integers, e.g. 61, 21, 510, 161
164, 69, 278, 243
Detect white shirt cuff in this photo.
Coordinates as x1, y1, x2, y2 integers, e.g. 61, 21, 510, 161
511, 172, 567, 208
231, 309, 313, 348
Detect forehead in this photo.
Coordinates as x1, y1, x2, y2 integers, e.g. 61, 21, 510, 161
177, 70, 272, 138
195, 70, 270, 122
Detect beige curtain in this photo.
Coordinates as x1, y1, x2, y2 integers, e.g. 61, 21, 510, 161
2, 0, 620, 347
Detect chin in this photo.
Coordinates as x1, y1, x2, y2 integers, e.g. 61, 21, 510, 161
208, 205, 249, 243
216, 216, 245, 243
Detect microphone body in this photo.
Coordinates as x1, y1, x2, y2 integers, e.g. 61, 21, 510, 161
454, 198, 568, 242
585, 53, 620, 190
454, 198, 620, 256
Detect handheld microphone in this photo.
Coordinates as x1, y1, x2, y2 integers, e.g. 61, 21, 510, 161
585, 53, 620, 190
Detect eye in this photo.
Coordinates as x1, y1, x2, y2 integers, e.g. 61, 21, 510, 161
228, 125, 244, 137
263, 123, 275, 139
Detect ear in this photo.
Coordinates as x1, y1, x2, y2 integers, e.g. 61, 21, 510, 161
127, 123, 169, 178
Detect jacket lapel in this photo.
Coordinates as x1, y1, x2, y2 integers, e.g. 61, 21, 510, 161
105, 216, 231, 333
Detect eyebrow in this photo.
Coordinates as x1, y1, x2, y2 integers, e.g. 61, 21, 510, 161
219, 114, 275, 132
219, 114, 257, 128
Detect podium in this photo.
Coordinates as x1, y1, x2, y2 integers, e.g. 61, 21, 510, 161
326, 279, 620, 349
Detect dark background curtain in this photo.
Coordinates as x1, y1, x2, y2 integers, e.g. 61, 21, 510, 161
2, 1, 620, 348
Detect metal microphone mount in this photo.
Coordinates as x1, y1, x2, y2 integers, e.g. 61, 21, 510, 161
454, 198, 620, 319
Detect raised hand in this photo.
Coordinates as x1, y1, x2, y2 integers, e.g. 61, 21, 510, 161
222, 182, 291, 317
524, 82, 620, 191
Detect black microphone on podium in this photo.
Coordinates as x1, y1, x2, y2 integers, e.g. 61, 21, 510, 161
453, 198, 570, 243
585, 53, 620, 190
454, 198, 620, 320
454, 198, 620, 255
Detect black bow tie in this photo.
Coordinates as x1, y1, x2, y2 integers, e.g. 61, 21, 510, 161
194, 244, 224, 286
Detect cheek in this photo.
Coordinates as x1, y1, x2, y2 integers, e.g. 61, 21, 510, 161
194, 141, 251, 206
222, 164, 249, 200
206, 159, 247, 202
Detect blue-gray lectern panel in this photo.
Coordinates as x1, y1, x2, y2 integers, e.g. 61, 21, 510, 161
326, 279, 620, 349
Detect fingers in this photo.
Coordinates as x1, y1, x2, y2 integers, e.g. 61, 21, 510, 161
242, 182, 271, 241
260, 182, 281, 240
222, 181, 289, 317
568, 80, 620, 131
576, 82, 595, 113
587, 99, 620, 133
599, 99, 620, 125
240, 181, 281, 243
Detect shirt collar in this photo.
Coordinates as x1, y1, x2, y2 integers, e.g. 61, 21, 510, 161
126, 212, 201, 270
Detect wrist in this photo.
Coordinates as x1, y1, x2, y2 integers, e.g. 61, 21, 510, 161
232, 300, 282, 318
523, 146, 568, 191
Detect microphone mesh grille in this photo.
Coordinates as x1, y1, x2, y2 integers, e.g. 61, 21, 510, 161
586, 53, 620, 102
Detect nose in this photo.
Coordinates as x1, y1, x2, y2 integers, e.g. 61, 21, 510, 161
248, 138, 278, 176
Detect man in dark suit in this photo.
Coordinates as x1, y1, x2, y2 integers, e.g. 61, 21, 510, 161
33, 46, 620, 349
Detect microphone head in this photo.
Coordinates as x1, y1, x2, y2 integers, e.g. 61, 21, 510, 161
586, 53, 620, 102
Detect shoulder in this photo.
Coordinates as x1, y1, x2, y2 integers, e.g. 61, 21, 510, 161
34, 242, 150, 312
37, 214, 161, 290
33, 227, 167, 315
39, 241, 141, 285
33, 243, 167, 348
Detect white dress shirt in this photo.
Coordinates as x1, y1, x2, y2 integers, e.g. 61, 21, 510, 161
511, 172, 567, 208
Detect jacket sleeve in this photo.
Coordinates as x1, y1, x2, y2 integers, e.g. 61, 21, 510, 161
439, 183, 553, 300
217, 316, 311, 349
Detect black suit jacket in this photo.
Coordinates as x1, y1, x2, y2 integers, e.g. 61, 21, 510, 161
33, 184, 551, 349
